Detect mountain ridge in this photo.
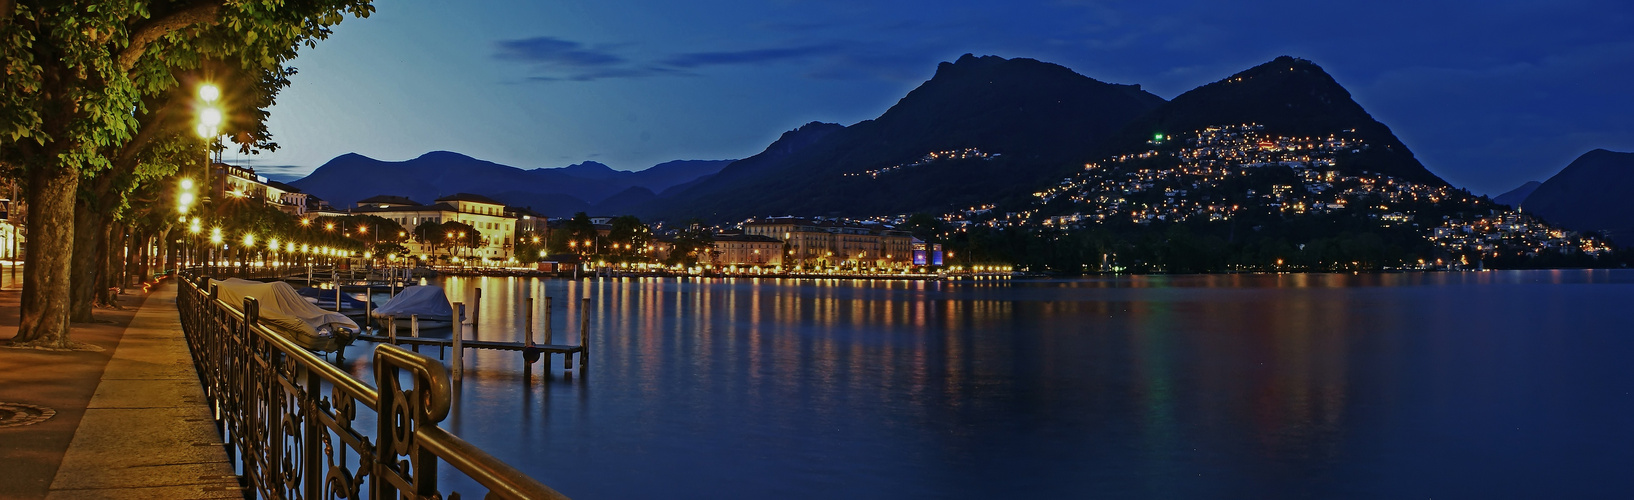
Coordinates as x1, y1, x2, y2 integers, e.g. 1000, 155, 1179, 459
287, 152, 732, 214
1519, 148, 1634, 243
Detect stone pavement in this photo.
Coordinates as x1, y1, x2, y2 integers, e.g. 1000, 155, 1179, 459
1, 279, 242, 499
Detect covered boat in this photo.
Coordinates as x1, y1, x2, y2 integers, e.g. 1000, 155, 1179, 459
210, 279, 360, 352
371, 285, 459, 329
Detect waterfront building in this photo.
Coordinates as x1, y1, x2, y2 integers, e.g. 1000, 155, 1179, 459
711, 233, 784, 267
350, 193, 519, 262
210, 162, 310, 216
742, 217, 914, 269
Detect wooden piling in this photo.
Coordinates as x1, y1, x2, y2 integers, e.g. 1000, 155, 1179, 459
579, 297, 590, 371
453, 302, 466, 381
525, 297, 536, 347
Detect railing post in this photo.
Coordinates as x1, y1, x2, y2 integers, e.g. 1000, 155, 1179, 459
240, 297, 260, 494
373, 345, 451, 499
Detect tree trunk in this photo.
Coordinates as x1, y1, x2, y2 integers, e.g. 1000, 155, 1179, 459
11, 165, 79, 347
69, 207, 105, 322
95, 223, 120, 307
157, 228, 172, 278
135, 232, 151, 286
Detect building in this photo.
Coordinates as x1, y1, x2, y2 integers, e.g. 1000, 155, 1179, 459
742, 217, 915, 269
349, 193, 519, 262
210, 162, 308, 216
710, 233, 783, 267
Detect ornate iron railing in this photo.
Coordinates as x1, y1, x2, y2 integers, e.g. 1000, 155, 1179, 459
177, 275, 568, 499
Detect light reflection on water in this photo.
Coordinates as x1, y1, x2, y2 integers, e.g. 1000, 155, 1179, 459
336, 270, 1634, 499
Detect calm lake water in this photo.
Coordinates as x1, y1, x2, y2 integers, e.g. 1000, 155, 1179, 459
338, 270, 1634, 499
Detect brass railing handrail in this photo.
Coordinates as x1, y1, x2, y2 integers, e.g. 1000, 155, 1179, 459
177, 275, 569, 499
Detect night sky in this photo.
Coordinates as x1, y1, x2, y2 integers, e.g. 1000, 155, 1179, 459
244, 0, 1634, 196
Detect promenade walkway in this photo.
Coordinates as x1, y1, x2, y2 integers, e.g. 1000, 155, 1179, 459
1, 280, 241, 498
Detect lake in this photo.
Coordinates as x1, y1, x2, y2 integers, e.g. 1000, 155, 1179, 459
337, 270, 1634, 499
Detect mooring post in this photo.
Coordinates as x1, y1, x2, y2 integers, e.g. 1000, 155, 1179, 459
544, 296, 554, 371
472, 287, 482, 340
363, 286, 372, 333
453, 302, 466, 381
387, 314, 397, 344
579, 296, 591, 372
525, 297, 536, 347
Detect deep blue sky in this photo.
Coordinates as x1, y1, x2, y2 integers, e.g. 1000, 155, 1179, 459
243, 0, 1634, 196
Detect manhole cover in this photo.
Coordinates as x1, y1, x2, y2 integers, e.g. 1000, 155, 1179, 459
0, 402, 56, 428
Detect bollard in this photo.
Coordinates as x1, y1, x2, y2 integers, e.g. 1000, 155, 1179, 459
411, 314, 419, 337
334, 283, 342, 313
387, 314, 397, 343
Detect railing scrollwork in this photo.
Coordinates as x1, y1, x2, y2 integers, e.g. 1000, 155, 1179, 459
178, 275, 568, 499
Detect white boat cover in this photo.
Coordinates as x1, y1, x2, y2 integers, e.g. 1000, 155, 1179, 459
210, 278, 359, 350
371, 285, 456, 321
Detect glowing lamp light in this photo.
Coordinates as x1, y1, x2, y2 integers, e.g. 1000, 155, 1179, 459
199, 107, 223, 128
198, 84, 221, 103
180, 178, 194, 190
269, 238, 280, 250
243, 234, 255, 247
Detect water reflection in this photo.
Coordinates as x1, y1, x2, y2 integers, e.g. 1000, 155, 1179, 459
332, 270, 1634, 499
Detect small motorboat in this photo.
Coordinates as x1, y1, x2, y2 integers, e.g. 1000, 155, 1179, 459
370, 285, 460, 329
210, 279, 359, 352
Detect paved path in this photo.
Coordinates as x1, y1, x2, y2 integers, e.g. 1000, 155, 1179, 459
0, 279, 243, 499
46, 282, 241, 499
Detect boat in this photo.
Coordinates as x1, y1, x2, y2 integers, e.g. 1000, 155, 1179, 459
370, 285, 460, 329
296, 286, 373, 313
209, 278, 359, 352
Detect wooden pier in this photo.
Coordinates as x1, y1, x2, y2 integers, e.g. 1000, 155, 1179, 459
355, 294, 590, 377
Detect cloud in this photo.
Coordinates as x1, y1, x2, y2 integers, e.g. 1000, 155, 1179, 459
494, 35, 920, 82
662, 44, 842, 69
494, 36, 627, 68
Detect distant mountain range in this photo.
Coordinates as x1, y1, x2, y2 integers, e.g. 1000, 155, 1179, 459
288, 53, 1624, 252
1493, 181, 1542, 208
1506, 149, 1634, 243
1106, 56, 1444, 187
648, 54, 1166, 221
287, 153, 731, 215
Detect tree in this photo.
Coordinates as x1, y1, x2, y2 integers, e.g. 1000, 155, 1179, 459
440, 221, 479, 259
607, 215, 650, 260
665, 219, 714, 266
1, 1, 376, 348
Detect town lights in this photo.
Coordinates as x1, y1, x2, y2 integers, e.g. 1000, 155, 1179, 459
243, 234, 255, 247
210, 227, 223, 245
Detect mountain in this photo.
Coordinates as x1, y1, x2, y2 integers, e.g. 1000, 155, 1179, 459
649, 54, 1166, 222
1109, 56, 1445, 186
1519, 149, 1634, 243
287, 152, 731, 215
1493, 181, 1542, 208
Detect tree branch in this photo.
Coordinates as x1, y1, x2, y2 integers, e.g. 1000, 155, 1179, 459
118, 1, 224, 74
